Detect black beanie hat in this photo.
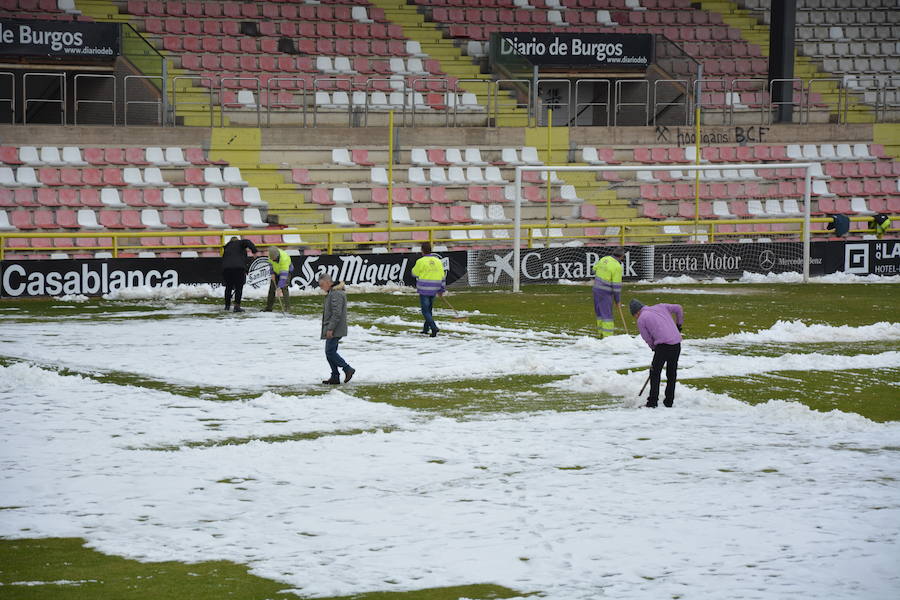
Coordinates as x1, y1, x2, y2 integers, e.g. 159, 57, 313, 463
629, 299, 644, 316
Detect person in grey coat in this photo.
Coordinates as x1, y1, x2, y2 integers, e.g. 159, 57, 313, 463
319, 273, 355, 385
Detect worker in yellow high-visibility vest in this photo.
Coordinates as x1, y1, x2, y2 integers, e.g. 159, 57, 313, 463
591, 247, 625, 338
264, 246, 293, 312
411, 241, 446, 337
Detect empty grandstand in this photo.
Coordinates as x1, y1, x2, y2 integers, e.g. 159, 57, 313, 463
0, 0, 897, 294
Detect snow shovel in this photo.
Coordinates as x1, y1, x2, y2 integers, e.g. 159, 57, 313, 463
617, 302, 629, 335
639, 371, 651, 397
441, 295, 468, 322
276, 291, 287, 316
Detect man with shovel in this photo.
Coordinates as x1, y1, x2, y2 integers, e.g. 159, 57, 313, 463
264, 246, 293, 313
591, 247, 626, 338
411, 242, 446, 337
630, 299, 683, 408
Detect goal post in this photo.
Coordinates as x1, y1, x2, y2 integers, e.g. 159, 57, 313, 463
512, 162, 815, 291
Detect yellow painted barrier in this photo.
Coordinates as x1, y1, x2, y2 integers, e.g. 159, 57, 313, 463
2, 217, 894, 260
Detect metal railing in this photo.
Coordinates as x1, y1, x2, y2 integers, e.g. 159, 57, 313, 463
171, 75, 214, 128
23, 72, 65, 125
2, 217, 892, 261
124, 74, 165, 126
573, 79, 610, 127
265, 77, 308, 128
3, 71, 898, 128
74, 74, 116, 126
614, 79, 649, 126
0, 71, 14, 125
652, 79, 689, 126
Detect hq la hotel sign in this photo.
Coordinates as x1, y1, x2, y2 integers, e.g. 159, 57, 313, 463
494, 32, 654, 68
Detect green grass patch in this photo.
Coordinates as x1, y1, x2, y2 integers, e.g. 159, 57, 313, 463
141, 427, 400, 452
351, 374, 616, 417
0, 538, 529, 600
685, 367, 900, 422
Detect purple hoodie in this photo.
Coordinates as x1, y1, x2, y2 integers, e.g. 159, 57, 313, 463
636, 303, 683, 350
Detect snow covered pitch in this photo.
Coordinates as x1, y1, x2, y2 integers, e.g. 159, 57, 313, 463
1, 276, 899, 599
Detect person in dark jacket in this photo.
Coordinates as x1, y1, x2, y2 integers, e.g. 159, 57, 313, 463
631, 299, 684, 408
221, 236, 259, 312
827, 214, 850, 237
319, 273, 355, 385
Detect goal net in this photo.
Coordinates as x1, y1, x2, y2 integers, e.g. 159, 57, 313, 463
475, 162, 817, 291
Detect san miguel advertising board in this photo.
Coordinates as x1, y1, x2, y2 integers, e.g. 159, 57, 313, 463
1, 242, 898, 297
0, 252, 469, 298
493, 31, 654, 68
0, 18, 120, 59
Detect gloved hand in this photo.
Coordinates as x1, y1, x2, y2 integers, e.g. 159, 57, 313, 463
677, 324, 682, 332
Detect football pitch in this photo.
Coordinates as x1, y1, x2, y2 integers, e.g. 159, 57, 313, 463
1, 278, 899, 600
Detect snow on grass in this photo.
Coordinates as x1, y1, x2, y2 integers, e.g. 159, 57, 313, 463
2, 295, 900, 599
2, 360, 899, 599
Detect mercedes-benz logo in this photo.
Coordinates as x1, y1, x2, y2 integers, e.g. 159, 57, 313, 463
759, 250, 776, 271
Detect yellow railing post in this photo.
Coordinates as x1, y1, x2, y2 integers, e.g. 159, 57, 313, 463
387, 109, 394, 250
546, 108, 552, 236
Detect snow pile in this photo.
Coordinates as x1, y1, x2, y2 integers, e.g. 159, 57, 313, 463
705, 319, 900, 344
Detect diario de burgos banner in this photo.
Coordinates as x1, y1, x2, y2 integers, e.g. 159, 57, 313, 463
493, 32, 653, 68
0, 18, 119, 59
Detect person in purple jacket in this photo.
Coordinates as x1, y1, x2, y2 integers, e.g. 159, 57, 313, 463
630, 299, 684, 408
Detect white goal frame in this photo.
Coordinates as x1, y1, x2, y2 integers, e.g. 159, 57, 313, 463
512, 162, 815, 291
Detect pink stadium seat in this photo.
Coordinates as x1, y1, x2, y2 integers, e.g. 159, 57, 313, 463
143, 189, 166, 207
291, 169, 314, 186
642, 201, 665, 220
409, 187, 430, 204
124, 147, 148, 165
102, 168, 126, 186
223, 210, 248, 228
57, 190, 79, 207
10, 211, 37, 230
370, 188, 388, 205
580, 204, 604, 221
634, 148, 652, 163
393, 187, 412, 204
38, 168, 62, 186
311, 189, 333, 205
183, 210, 208, 228
36, 188, 58, 207
79, 189, 103, 207
15, 189, 38, 207
34, 209, 56, 229
430, 205, 453, 224
730, 201, 751, 217
122, 189, 144, 207
223, 189, 248, 207
0, 146, 23, 165
162, 210, 187, 228
351, 207, 376, 226
351, 149, 375, 167
430, 187, 450, 204
0, 189, 14, 207
99, 210, 125, 229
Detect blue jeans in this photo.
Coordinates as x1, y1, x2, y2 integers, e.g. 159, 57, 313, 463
325, 337, 350, 378
419, 294, 437, 333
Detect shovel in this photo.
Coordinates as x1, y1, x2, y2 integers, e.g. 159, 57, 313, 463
639, 372, 651, 397
617, 302, 629, 335
441, 295, 468, 322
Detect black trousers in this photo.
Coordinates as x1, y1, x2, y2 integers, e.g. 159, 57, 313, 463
265, 279, 291, 311
648, 343, 681, 407
223, 268, 246, 307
